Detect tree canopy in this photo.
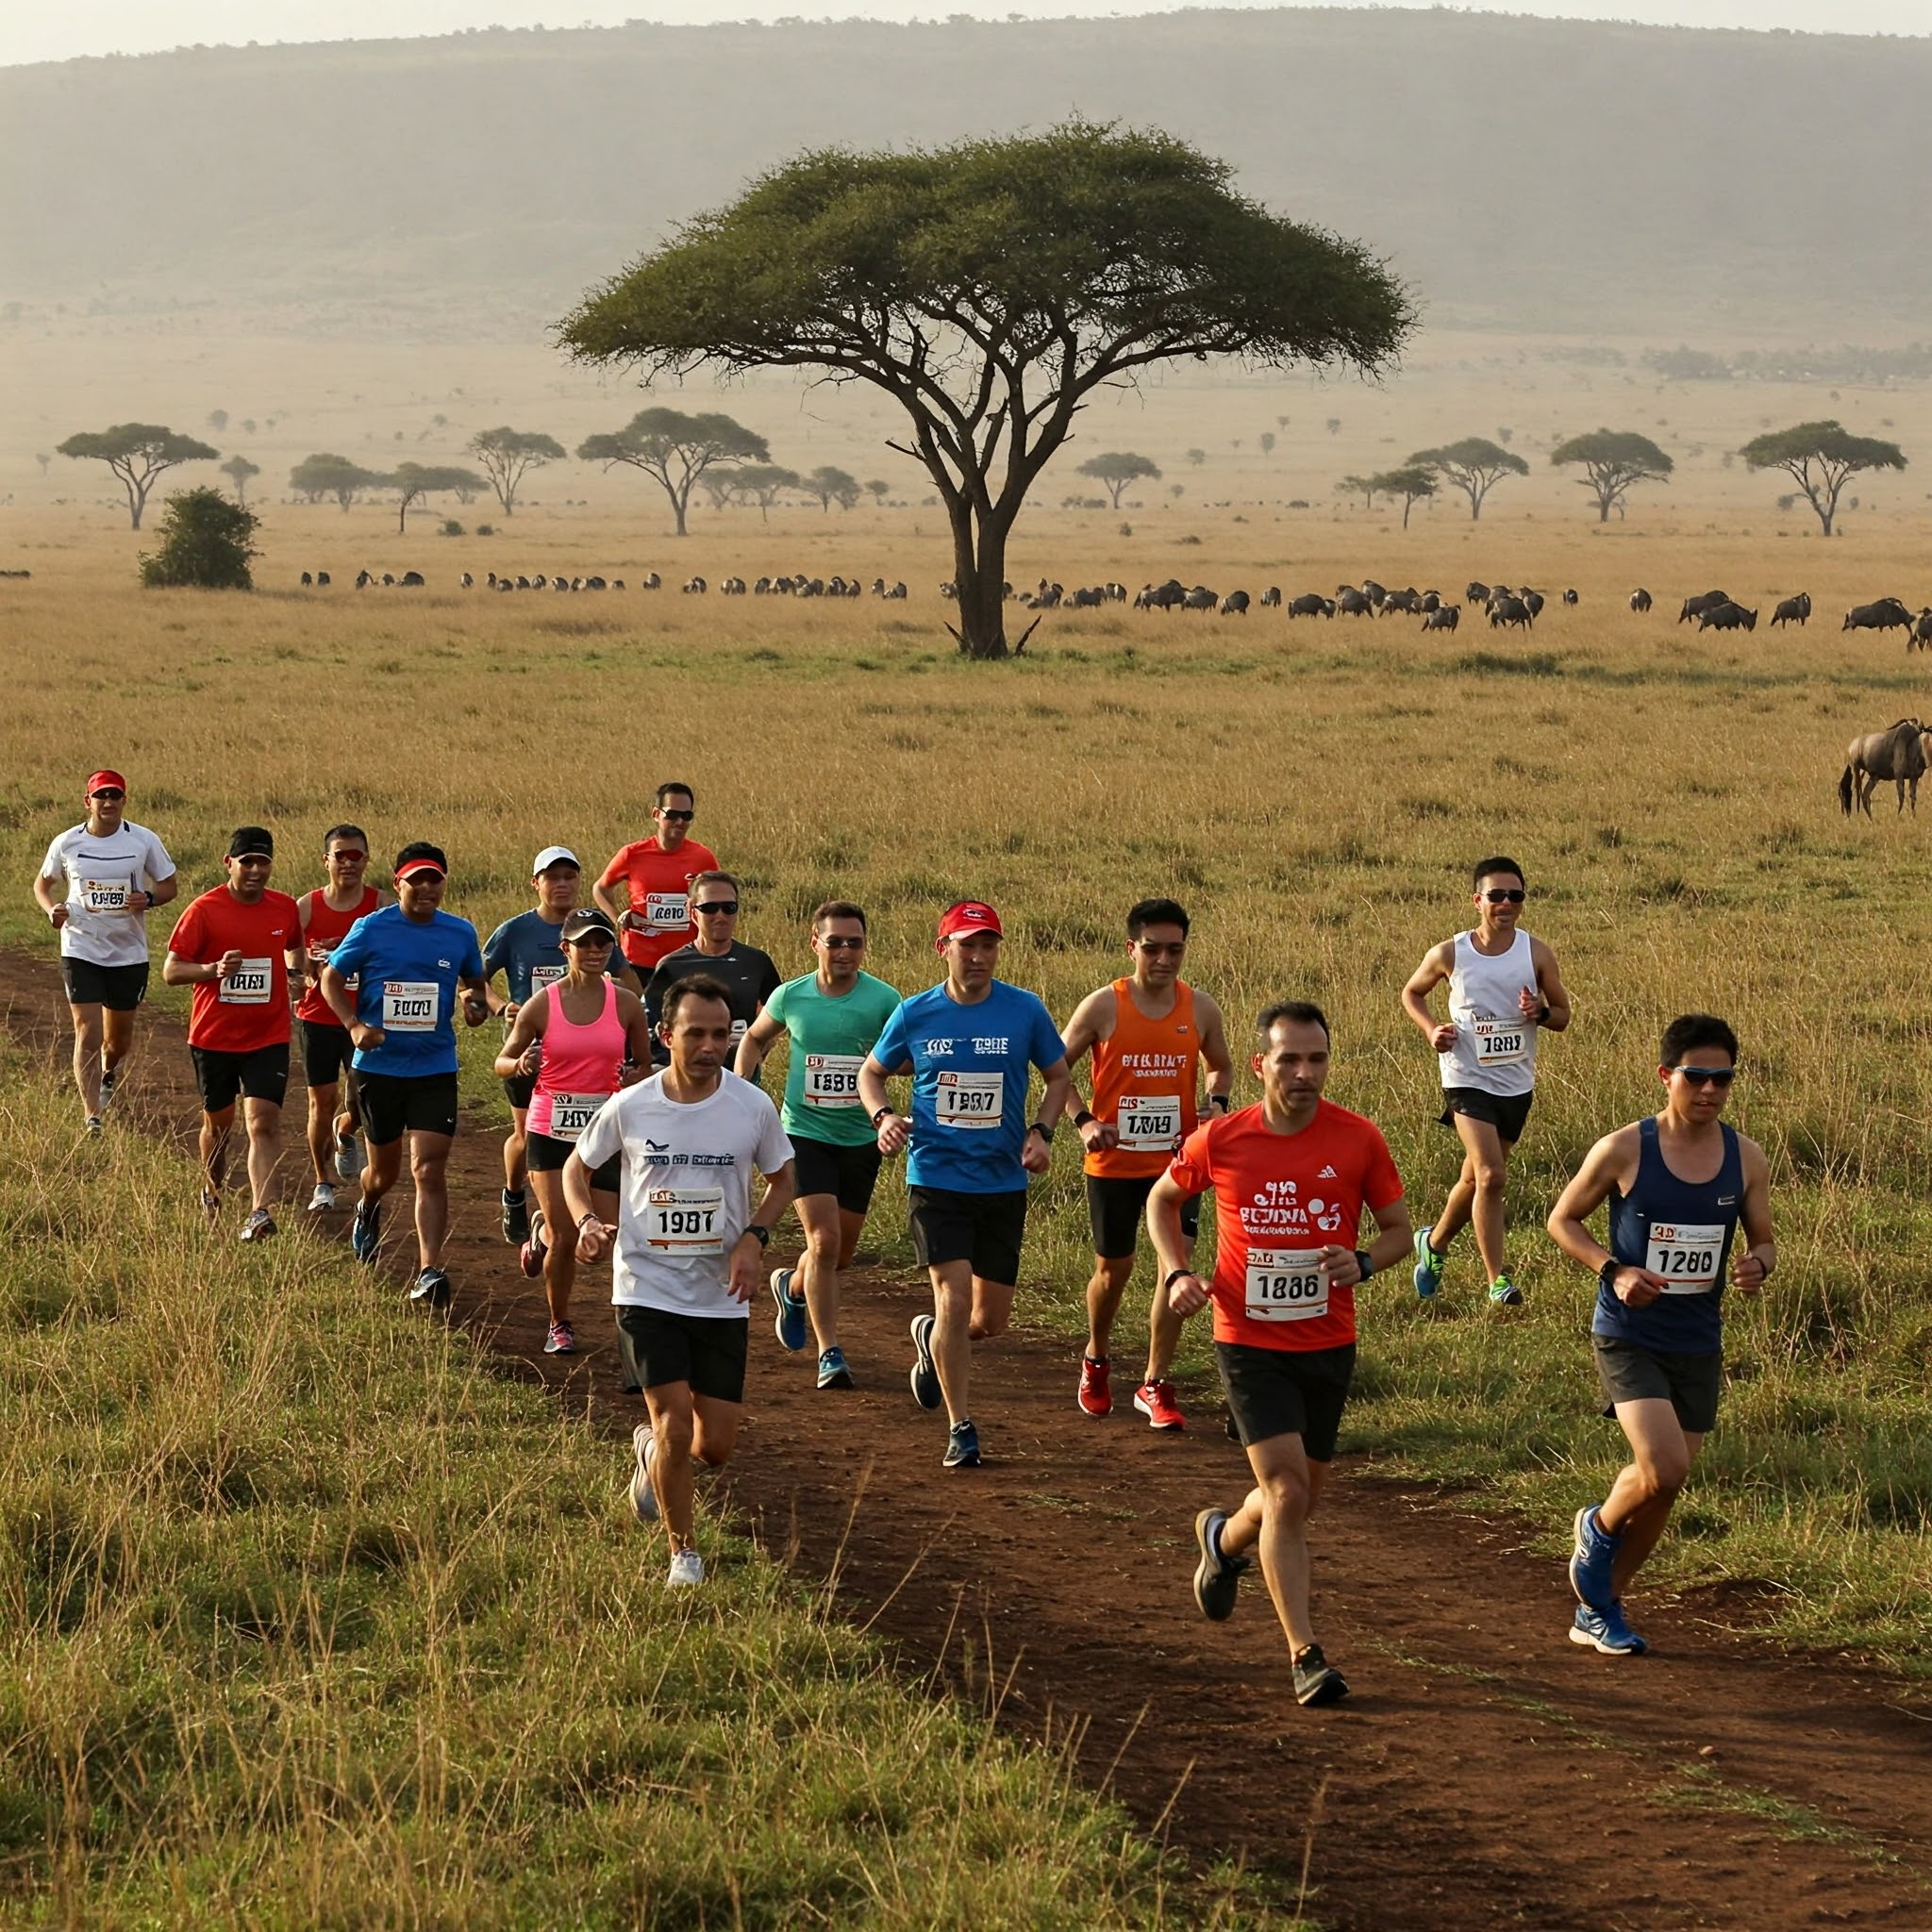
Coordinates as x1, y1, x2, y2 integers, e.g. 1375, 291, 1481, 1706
291, 452, 388, 510
1548, 429, 1672, 522
1370, 463, 1437, 528
558, 120, 1412, 656
1738, 419, 1906, 537
576, 407, 769, 537
1077, 450, 1161, 509
391, 462, 489, 533
219, 455, 260, 505
1339, 473, 1378, 511
803, 464, 860, 511
1408, 437, 1528, 521
58, 423, 219, 529
138, 487, 258, 590
467, 426, 567, 516
731, 463, 801, 520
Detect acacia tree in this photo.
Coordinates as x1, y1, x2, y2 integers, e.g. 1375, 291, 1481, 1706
1548, 429, 1673, 522
559, 122, 1412, 658
1371, 463, 1437, 529
576, 408, 769, 536
1410, 436, 1529, 522
219, 455, 260, 505
58, 424, 219, 529
1739, 420, 1906, 537
1077, 450, 1161, 509
290, 452, 388, 510
468, 426, 567, 517
804, 463, 861, 511
1339, 472, 1378, 511
390, 462, 488, 534
732, 463, 801, 521
865, 477, 891, 504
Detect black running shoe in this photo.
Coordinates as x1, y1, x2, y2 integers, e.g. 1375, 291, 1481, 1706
502, 1190, 529, 1244
1292, 1644, 1349, 1707
409, 1267, 452, 1309
1192, 1508, 1249, 1621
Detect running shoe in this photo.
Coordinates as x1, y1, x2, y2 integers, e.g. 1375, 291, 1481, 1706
334, 1128, 365, 1182
1489, 1274, 1524, 1307
351, 1196, 381, 1264
1569, 1504, 1621, 1610
86, 1115, 104, 1139
630, 1424, 659, 1524
1412, 1224, 1444, 1299
667, 1549, 705, 1587
908, 1312, 942, 1411
238, 1208, 276, 1244
1291, 1643, 1350, 1707
1078, 1355, 1113, 1418
409, 1267, 452, 1309
1134, 1378, 1187, 1431
816, 1346, 854, 1391
97, 1067, 119, 1115
770, 1268, 808, 1352
199, 1189, 221, 1224
943, 1419, 982, 1469
502, 1189, 529, 1244
308, 1182, 337, 1214
1192, 1508, 1249, 1621
544, 1319, 575, 1356
1570, 1601, 1648, 1656
519, 1210, 546, 1280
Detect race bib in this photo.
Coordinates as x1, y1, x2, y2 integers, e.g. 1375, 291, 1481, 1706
644, 891, 689, 931
382, 980, 439, 1031
730, 1018, 747, 1048
1116, 1092, 1182, 1151
1472, 1017, 1528, 1066
645, 1185, 725, 1255
1244, 1248, 1329, 1323
935, 1070, 1003, 1130
530, 964, 567, 992
803, 1052, 864, 1109
1646, 1221, 1724, 1293
218, 957, 274, 1005
546, 1091, 609, 1142
78, 878, 129, 912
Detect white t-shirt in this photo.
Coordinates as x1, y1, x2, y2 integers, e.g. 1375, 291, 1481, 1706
41, 821, 175, 967
574, 1069, 793, 1320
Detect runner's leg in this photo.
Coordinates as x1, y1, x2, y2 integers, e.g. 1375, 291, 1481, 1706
407, 1129, 454, 1271
836, 1207, 864, 1269
360, 1132, 402, 1208
793, 1191, 846, 1354
929, 1258, 974, 1424
1429, 1145, 1477, 1255
200, 1103, 236, 1200
526, 1166, 576, 1324
1144, 1275, 1187, 1385
102, 1006, 138, 1088
1449, 1112, 1511, 1281
242, 1095, 282, 1212
1085, 1254, 1135, 1361
691, 1392, 742, 1470
503, 1106, 528, 1196
307, 1078, 340, 1186
70, 1002, 106, 1116
1601, 1400, 1702, 1593
969, 1275, 1015, 1341
1217, 1433, 1328, 1655
643, 1380, 699, 1550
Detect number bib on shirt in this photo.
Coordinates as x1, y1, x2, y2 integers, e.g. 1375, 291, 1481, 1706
1646, 1221, 1724, 1293
1244, 1248, 1329, 1323
1116, 1092, 1182, 1151
546, 1091, 609, 1142
382, 981, 439, 1031
804, 1053, 864, 1108
218, 958, 274, 1005
530, 964, 566, 992
935, 1070, 1003, 1130
643, 891, 689, 931
79, 878, 128, 912
646, 1186, 724, 1254
1472, 1017, 1528, 1066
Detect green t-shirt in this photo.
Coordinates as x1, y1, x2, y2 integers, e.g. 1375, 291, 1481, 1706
765, 969, 903, 1147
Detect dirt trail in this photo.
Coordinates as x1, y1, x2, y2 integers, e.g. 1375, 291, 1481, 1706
8, 944, 1930, 1932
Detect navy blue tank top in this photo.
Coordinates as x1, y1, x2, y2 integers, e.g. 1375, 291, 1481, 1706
1593, 1117, 1741, 1355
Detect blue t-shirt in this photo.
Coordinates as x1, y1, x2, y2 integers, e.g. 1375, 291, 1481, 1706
330, 904, 485, 1077
873, 979, 1065, 1193
482, 908, 624, 1005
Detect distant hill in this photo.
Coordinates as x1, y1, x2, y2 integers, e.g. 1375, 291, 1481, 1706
3, 8, 1928, 340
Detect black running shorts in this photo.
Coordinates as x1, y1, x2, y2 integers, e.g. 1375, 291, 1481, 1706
1439, 1086, 1534, 1144
502, 1071, 537, 1112
357, 1071, 459, 1146
191, 1042, 291, 1114
300, 1017, 355, 1088
62, 958, 149, 1012
791, 1134, 884, 1215
1086, 1173, 1199, 1259
1593, 1337, 1722, 1435
526, 1128, 620, 1191
1215, 1340, 1357, 1459
616, 1305, 749, 1403
908, 1185, 1027, 1285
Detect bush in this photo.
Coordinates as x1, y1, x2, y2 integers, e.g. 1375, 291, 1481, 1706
440, 518, 464, 537
475, 522, 495, 536
138, 487, 258, 590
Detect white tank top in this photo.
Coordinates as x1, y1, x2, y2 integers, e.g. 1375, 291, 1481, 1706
1439, 927, 1539, 1096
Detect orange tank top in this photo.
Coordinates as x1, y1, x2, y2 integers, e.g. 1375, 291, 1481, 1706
1087, 978, 1201, 1178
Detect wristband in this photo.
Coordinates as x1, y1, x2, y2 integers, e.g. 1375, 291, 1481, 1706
1073, 1108, 1095, 1128
1029, 1121, 1053, 1143
871, 1106, 893, 1126
1208, 1093, 1231, 1115
1163, 1267, 1194, 1291
578, 1210, 602, 1231
1355, 1249, 1374, 1284
1598, 1257, 1621, 1295
1535, 1002, 1551, 1024
745, 1224, 771, 1248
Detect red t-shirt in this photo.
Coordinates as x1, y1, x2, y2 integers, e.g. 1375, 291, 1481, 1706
1167, 1098, 1403, 1352
597, 836, 719, 968
167, 887, 300, 1053
295, 885, 380, 1026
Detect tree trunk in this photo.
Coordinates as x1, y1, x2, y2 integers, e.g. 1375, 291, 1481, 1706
663, 476, 689, 537
1598, 494, 1611, 523
946, 509, 1010, 659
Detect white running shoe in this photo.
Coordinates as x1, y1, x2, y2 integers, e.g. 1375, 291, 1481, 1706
308, 1182, 338, 1213
666, 1549, 704, 1587
334, 1130, 365, 1182
629, 1424, 659, 1524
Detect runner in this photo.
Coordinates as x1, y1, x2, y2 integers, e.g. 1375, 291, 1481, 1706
160, 826, 302, 1238
1548, 1014, 1774, 1657
1401, 856, 1571, 1307
858, 901, 1071, 1469
34, 769, 178, 1132
643, 872, 779, 1069
294, 824, 383, 1213
592, 782, 719, 994
494, 907, 653, 1355
568, 974, 795, 1586
319, 841, 490, 1308
1058, 898, 1234, 1428
482, 846, 641, 1251
734, 900, 899, 1389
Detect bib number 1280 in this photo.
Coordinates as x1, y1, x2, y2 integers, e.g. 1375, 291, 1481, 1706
1645, 1221, 1724, 1293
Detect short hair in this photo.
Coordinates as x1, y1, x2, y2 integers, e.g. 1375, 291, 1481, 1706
1127, 897, 1190, 939
394, 840, 447, 874
813, 899, 867, 932
1660, 1013, 1737, 1067
655, 780, 695, 808
689, 871, 740, 898
1256, 1000, 1330, 1044
323, 823, 369, 852
1472, 855, 1525, 891
661, 973, 735, 1028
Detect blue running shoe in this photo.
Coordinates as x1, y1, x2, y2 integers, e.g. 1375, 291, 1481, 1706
817, 1346, 854, 1391
1412, 1225, 1444, 1299
908, 1313, 942, 1411
943, 1419, 981, 1468
1192, 1508, 1249, 1622
770, 1268, 808, 1352
351, 1196, 381, 1265
1569, 1504, 1621, 1609
1570, 1600, 1648, 1656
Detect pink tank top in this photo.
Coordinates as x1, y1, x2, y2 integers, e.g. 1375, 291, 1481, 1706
528, 978, 625, 1142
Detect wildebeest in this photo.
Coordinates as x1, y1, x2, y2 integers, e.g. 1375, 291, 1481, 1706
1489, 595, 1533, 630
300, 571, 312, 586
1679, 589, 1730, 624
683, 576, 707, 594
399, 571, 425, 587
1259, 586, 1282, 608
1422, 605, 1460, 632
1562, 588, 1579, 606
1910, 608, 1932, 653
1770, 592, 1811, 628
1336, 588, 1373, 617
1521, 589, 1545, 620
1137, 579, 1186, 611
1840, 718, 1930, 816
641, 573, 661, 590
315, 571, 329, 587
1182, 585, 1217, 612
1381, 588, 1423, 615
1287, 592, 1331, 618
1697, 601, 1757, 632
1220, 590, 1251, 616
1629, 588, 1653, 613
1070, 586, 1106, 608
1843, 596, 1912, 636
1420, 590, 1441, 613
721, 576, 747, 595
459, 572, 474, 589
1465, 581, 1491, 607
355, 569, 374, 589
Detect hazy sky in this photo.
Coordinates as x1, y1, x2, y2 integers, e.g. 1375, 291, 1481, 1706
4, 0, 1924, 67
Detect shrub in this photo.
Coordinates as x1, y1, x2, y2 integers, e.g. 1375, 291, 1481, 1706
440, 518, 464, 537
138, 487, 258, 590
475, 522, 495, 536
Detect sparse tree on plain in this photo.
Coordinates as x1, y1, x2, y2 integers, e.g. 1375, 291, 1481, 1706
35, 453, 49, 477
1339, 473, 1378, 511
1548, 429, 1674, 522
732, 464, 802, 521
207, 409, 228, 432
1372, 463, 1438, 528
1077, 451, 1161, 509
290, 452, 389, 510
804, 464, 861, 511
1410, 436, 1529, 522
390, 462, 489, 534
219, 455, 260, 505
576, 407, 769, 537
1326, 417, 1342, 436
138, 487, 258, 590
1738, 420, 1907, 537
865, 478, 890, 505
1259, 431, 1276, 457
1186, 448, 1206, 468
560, 123, 1411, 658
467, 426, 567, 517
58, 424, 220, 529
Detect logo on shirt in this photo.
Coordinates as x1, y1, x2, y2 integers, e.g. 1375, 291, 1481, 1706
688, 1153, 738, 1167
438, 958, 452, 969
1318, 1165, 1338, 1179
644, 1137, 670, 1154
1717, 1195, 1737, 1207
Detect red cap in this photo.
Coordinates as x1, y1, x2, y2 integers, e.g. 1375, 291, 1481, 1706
937, 900, 1003, 941
395, 857, 446, 882
86, 770, 126, 795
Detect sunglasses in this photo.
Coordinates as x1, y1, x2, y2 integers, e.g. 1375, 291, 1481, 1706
328, 850, 368, 864
1667, 1066, 1736, 1087
565, 932, 614, 948
695, 900, 739, 916
658, 808, 694, 823
1483, 889, 1526, 904
91, 789, 125, 801
819, 934, 865, 949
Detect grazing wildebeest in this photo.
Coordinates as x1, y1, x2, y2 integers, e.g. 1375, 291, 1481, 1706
1360, 579, 1387, 609
1770, 592, 1811, 628
721, 576, 746, 595
315, 571, 329, 587
1840, 718, 1929, 815
683, 575, 707, 594
1420, 590, 1441, 613
641, 572, 661, 590
1843, 597, 1912, 636
1288, 592, 1330, 618
300, 571, 313, 586
398, 571, 424, 587
1220, 590, 1251, 616
1337, 587, 1373, 617
459, 572, 474, 589
1697, 601, 1757, 632
1381, 588, 1423, 615
1422, 605, 1460, 632
1070, 586, 1105, 608
1910, 608, 1932, 653
356, 569, 374, 589
586, 575, 608, 591
1562, 588, 1579, 606
1679, 590, 1729, 624
1489, 595, 1533, 630
495, 577, 513, 591
1182, 585, 1217, 611
1629, 588, 1653, 613
1521, 589, 1545, 620
1138, 579, 1187, 611
1259, 586, 1282, 608
1466, 581, 1491, 607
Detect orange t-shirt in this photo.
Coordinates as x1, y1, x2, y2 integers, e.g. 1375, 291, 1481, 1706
597, 836, 719, 968
1167, 1099, 1402, 1352
1087, 978, 1202, 1179
166, 887, 300, 1054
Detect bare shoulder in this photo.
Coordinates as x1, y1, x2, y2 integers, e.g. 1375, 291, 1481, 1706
1070, 982, 1118, 1038
1734, 1129, 1771, 1178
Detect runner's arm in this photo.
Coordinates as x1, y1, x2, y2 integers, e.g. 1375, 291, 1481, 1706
317, 963, 359, 1030
459, 972, 491, 1026
144, 873, 179, 911
1147, 1170, 1208, 1316
617, 989, 655, 1082
285, 935, 307, 1003
591, 875, 631, 930
1057, 990, 1119, 1152
1528, 940, 1573, 1032
1194, 991, 1237, 1110
1547, 1128, 1663, 1302
33, 863, 66, 924
1731, 1137, 1776, 1292
492, 991, 547, 1078
728, 1159, 797, 1301
562, 1150, 612, 1263
733, 1007, 784, 1080
859, 1053, 911, 1155
1400, 941, 1457, 1046
1339, 1193, 1414, 1286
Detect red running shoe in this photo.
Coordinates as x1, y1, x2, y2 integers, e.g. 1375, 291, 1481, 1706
1077, 1355, 1112, 1417
1133, 1378, 1187, 1431
519, 1210, 546, 1279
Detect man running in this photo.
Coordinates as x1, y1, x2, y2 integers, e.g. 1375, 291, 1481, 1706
320, 842, 490, 1308
1402, 856, 1571, 1307
34, 769, 177, 1133
1152, 1001, 1409, 1708
593, 782, 719, 997
1059, 897, 1234, 1428
161, 827, 302, 1239
569, 974, 795, 1587
858, 901, 1071, 1470
294, 824, 383, 1213
643, 872, 779, 1070
1549, 1014, 1774, 1657
734, 900, 899, 1390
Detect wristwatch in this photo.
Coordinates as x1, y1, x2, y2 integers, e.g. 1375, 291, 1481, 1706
871, 1105, 893, 1126
1355, 1249, 1374, 1284
1029, 1121, 1054, 1143
745, 1224, 771, 1248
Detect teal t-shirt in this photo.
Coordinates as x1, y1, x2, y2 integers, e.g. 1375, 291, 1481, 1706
766, 970, 902, 1147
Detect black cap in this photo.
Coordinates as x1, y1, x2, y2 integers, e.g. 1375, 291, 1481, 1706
560, 907, 619, 943
227, 825, 274, 859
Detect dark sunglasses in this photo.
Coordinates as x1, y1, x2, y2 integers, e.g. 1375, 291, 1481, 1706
91, 788, 125, 801
1483, 889, 1526, 904
658, 808, 694, 822
695, 900, 738, 916
565, 932, 614, 948
819, 934, 865, 949
328, 850, 368, 864
1668, 1066, 1736, 1087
